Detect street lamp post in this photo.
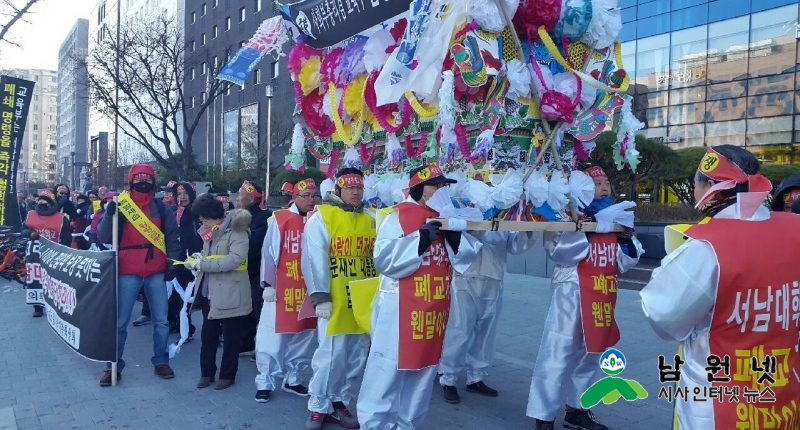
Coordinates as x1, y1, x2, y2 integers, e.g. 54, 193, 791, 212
265, 83, 274, 194
71, 151, 76, 190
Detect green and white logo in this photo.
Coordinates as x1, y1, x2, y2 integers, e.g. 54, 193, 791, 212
580, 349, 649, 408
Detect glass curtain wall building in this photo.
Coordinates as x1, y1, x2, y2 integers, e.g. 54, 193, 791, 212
621, 0, 800, 164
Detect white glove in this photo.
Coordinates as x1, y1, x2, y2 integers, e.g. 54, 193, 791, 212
315, 301, 332, 319
183, 258, 201, 271
262, 286, 276, 302
445, 218, 468, 232
595, 201, 636, 233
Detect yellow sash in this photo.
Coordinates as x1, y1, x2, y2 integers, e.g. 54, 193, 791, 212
117, 191, 166, 254
92, 200, 101, 213
173, 255, 247, 271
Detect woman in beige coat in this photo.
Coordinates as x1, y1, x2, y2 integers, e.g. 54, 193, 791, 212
185, 194, 252, 390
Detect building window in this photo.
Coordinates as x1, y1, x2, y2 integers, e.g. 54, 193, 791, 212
202, 91, 207, 102
190, 96, 195, 108
191, 11, 195, 23
271, 61, 279, 79
213, 56, 219, 70
239, 7, 245, 22
190, 39, 195, 51
255, 69, 261, 84
33, 134, 38, 141
213, 0, 218, 7
201, 33, 206, 45
239, 40, 245, 48
190, 67, 195, 80
33, 124, 38, 131
225, 16, 231, 30
213, 25, 218, 38
255, 0, 261, 12
201, 62, 207, 75
201, 3, 207, 15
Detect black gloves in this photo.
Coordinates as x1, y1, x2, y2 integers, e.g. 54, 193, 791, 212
444, 231, 461, 254
165, 267, 176, 282
21, 229, 31, 239
418, 220, 442, 256
105, 202, 117, 216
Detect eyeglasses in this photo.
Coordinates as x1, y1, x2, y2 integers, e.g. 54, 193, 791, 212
296, 194, 321, 199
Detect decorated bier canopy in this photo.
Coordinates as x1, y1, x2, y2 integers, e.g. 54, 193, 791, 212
268, 0, 643, 228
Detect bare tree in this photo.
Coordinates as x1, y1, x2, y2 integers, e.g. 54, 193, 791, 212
81, 12, 227, 179
240, 113, 292, 180
0, 0, 42, 49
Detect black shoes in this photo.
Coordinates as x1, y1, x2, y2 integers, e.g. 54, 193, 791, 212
282, 383, 310, 397
255, 390, 271, 403
466, 381, 498, 397
154, 364, 175, 379
443, 385, 460, 403
564, 408, 608, 430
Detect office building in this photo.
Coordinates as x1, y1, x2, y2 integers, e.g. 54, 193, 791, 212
183, 0, 293, 178
621, 0, 800, 164
57, 18, 90, 190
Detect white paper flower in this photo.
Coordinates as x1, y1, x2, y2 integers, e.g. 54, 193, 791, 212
569, 170, 596, 208
489, 168, 524, 210
320, 178, 335, 197
524, 169, 550, 208
583, 0, 622, 49
547, 171, 570, 212
506, 59, 532, 101
465, 179, 494, 214
470, 0, 520, 33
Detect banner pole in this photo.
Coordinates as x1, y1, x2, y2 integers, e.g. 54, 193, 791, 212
111, 196, 119, 387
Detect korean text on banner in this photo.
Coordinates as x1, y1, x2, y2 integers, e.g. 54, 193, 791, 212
27, 238, 118, 362
0, 75, 35, 228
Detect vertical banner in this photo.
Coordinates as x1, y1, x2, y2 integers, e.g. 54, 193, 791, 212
26, 238, 118, 362
0, 76, 35, 229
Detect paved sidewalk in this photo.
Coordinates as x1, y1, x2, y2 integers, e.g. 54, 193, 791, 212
0, 273, 675, 430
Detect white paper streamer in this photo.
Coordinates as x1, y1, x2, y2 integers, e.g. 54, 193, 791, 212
168, 278, 195, 359
426, 186, 484, 221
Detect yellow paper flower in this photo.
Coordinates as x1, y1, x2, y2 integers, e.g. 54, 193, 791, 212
298, 57, 322, 96
344, 75, 368, 117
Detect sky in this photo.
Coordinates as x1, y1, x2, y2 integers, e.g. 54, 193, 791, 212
1, 0, 98, 71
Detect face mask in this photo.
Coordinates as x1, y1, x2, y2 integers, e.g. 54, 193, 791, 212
37, 204, 50, 211
131, 182, 155, 193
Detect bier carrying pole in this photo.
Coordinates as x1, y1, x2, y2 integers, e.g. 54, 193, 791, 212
111, 196, 119, 387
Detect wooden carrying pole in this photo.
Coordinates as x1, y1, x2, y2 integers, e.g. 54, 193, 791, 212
111, 196, 119, 387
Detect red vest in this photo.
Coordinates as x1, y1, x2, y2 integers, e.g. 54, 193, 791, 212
119, 203, 166, 277
274, 210, 317, 333
685, 213, 800, 430
26, 212, 63, 243
396, 202, 451, 370
577, 233, 621, 353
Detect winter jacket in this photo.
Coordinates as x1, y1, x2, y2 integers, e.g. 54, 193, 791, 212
192, 209, 253, 320
173, 182, 203, 281
246, 205, 272, 284
97, 165, 180, 277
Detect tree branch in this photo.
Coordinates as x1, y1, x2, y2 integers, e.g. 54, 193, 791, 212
0, 0, 40, 46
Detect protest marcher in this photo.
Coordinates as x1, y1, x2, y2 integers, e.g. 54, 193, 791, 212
186, 194, 252, 390
23, 190, 72, 317
162, 181, 177, 207
357, 164, 482, 429
71, 194, 92, 250
98, 164, 180, 386
641, 145, 800, 429
236, 180, 272, 356
53, 183, 77, 221
88, 191, 117, 250
301, 168, 373, 429
254, 178, 319, 404
216, 193, 235, 211
169, 181, 202, 338
438, 228, 536, 402
770, 173, 800, 212
17, 192, 27, 223
527, 166, 642, 430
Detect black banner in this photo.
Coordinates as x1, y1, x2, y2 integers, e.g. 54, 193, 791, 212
26, 239, 117, 362
0, 76, 34, 229
278, 0, 412, 48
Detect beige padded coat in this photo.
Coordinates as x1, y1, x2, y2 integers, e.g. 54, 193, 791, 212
192, 209, 253, 320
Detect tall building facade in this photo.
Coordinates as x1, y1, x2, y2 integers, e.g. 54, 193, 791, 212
3, 69, 59, 190
57, 18, 90, 190
183, 0, 293, 180
621, 0, 800, 164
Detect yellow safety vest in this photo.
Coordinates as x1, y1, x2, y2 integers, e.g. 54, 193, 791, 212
316, 205, 377, 336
